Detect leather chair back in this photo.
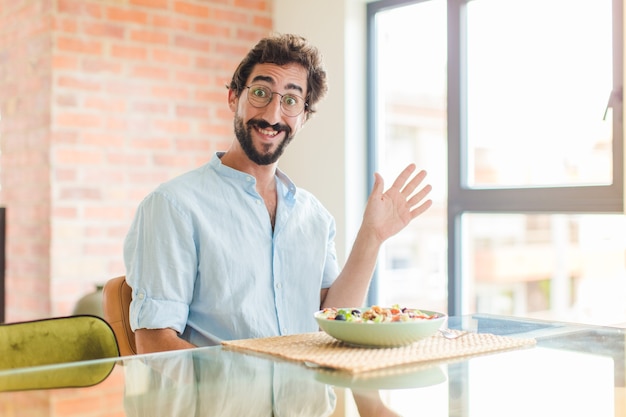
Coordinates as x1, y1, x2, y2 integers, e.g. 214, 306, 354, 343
102, 275, 137, 356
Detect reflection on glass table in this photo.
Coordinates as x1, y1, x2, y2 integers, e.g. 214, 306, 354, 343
0, 314, 623, 417
123, 349, 337, 417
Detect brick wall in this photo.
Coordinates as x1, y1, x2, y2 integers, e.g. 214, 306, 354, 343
0, 0, 273, 321
0, 0, 54, 320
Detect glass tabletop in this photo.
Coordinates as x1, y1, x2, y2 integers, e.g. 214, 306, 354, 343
0, 314, 624, 417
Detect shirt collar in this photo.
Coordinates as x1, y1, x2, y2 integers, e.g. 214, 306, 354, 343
210, 152, 297, 201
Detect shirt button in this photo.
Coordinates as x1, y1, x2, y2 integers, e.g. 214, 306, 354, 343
246, 176, 253, 182
276, 283, 282, 289
256, 200, 262, 205
282, 327, 287, 333
138, 293, 145, 300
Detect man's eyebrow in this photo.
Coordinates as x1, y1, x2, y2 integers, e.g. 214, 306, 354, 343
250, 75, 304, 95
284, 83, 304, 95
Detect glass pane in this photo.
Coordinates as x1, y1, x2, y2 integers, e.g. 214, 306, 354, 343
466, 0, 613, 188
464, 213, 626, 325
374, 0, 448, 313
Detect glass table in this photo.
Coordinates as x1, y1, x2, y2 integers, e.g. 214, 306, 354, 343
0, 314, 624, 417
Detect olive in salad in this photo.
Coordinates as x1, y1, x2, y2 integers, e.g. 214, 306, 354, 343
318, 305, 440, 323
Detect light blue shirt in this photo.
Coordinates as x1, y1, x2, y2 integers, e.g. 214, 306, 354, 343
124, 152, 339, 346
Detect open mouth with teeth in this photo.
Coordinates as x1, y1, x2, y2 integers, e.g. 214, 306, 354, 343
256, 127, 279, 138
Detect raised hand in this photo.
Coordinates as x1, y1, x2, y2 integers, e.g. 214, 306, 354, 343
361, 163, 432, 244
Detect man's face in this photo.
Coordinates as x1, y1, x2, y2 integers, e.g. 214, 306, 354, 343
229, 63, 308, 165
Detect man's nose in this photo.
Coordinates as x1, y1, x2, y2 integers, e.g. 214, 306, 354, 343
261, 95, 283, 125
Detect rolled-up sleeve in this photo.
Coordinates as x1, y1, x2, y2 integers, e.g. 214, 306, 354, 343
124, 191, 197, 334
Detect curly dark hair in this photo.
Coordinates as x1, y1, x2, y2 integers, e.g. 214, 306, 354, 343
228, 33, 328, 120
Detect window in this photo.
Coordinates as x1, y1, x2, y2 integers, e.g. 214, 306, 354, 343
368, 0, 625, 325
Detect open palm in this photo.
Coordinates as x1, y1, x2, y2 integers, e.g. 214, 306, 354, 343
362, 164, 433, 243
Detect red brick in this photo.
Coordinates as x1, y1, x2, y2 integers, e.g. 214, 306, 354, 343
54, 168, 78, 181
83, 168, 126, 183
106, 152, 149, 166
174, 1, 210, 18
55, 113, 102, 129
154, 153, 194, 167
84, 206, 130, 220
131, 137, 171, 150
150, 85, 190, 100
82, 132, 126, 147
130, 29, 169, 44
83, 21, 126, 39
213, 8, 249, 24
152, 48, 192, 66
106, 7, 149, 25
59, 187, 101, 200
234, 0, 270, 11
176, 138, 212, 152
131, 65, 170, 80
237, 28, 270, 42
175, 70, 211, 85
153, 119, 191, 134
199, 122, 232, 137
196, 56, 237, 72
53, 206, 78, 218
104, 79, 151, 95
55, 148, 104, 165
130, 0, 169, 9
55, 93, 78, 107
52, 16, 78, 33
194, 89, 226, 102
151, 15, 190, 31
52, 54, 79, 70
110, 44, 149, 60
215, 41, 250, 57
57, 0, 103, 19
195, 22, 231, 37
104, 117, 129, 131
84, 97, 126, 112
57, 75, 102, 91
82, 58, 124, 74
175, 104, 209, 118
56, 36, 103, 55
252, 15, 272, 29
84, 242, 123, 256
174, 34, 211, 51
132, 101, 169, 114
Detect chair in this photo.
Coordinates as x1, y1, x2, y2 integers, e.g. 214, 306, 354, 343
0, 315, 119, 391
102, 275, 137, 356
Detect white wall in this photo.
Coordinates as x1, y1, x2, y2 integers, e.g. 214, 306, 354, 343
273, 0, 368, 264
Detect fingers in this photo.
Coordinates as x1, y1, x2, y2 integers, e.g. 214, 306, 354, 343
409, 198, 433, 219
400, 168, 428, 196
389, 163, 417, 192
378, 164, 432, 215
407, 183, 432, 207
395, 165, 432, 219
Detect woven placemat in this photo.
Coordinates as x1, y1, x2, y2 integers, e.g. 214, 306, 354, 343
222, 331, 536, 374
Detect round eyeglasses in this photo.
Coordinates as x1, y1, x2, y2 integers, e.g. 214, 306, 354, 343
245, 84, 307, 117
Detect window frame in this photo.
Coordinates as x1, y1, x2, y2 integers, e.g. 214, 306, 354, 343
367, 0, 624, 314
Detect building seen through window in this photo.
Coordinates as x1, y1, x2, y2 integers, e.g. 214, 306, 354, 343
370, 0, 626, 325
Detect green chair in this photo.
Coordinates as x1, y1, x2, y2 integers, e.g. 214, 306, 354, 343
0, 315, 120, 391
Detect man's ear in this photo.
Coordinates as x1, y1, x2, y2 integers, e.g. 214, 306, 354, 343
298, 113, 309, 129
227, 89, 238, 112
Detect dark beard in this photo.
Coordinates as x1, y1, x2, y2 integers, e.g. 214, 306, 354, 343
233, 115, 293, 165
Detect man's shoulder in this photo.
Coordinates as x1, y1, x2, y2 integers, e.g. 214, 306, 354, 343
156, 162, 215, 193
291, 186, 334, 219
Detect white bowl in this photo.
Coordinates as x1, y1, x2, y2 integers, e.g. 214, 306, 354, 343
314, 308, 446, 348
